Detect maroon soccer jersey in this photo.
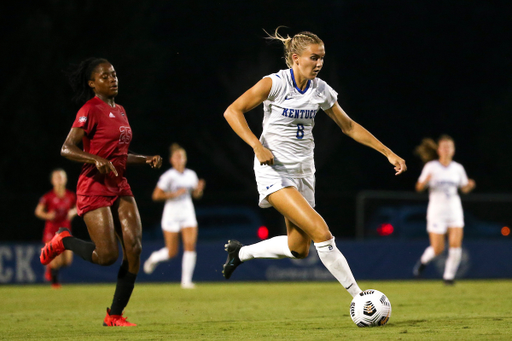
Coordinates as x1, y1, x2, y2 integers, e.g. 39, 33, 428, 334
72, 96, 133, 196
39, 189, 76, 241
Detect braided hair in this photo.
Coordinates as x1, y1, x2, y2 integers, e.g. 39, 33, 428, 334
67, 57, 109, 104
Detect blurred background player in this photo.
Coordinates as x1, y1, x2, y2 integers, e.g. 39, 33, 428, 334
35, 168, 77, 288
222, 28, 406, 298
39, 57, 162, 326
143, 143, 205, 289
413, 135, 476, 284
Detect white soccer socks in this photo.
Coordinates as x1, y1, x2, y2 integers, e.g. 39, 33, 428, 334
151, 247, 171, 263
181, 251, 197, 287
420, 246, 436, 265
443, 247, 462, 281
238, 235, 295, 262
314, 237, 361, 297
143, 247, 171, 274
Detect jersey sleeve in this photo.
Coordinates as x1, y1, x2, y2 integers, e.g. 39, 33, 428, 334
265, 73, 284, 101
72, 104, 96, 135
418, 163, 432, 183
38, 193, 49, 207
317, 80, 338, 110
191, 171, 199, 188
458, 164, 469, 187
156, 172, 171, 191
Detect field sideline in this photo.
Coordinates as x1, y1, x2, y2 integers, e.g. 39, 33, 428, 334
1, 280, 511, 340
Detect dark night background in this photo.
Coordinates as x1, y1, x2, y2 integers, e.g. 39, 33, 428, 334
1, 0, 511, 242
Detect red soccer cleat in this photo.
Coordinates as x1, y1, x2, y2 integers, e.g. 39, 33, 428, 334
40, 228, 71, 265
103, 308, 137, 327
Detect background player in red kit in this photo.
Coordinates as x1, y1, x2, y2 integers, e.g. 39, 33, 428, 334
35, 168, 77, 288
40, 57, 162, 327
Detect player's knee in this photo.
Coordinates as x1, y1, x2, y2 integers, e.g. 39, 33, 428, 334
128, 241, 142, 259
291, 248, 309, 259
433, 246, 444, 255
167, 249, 178, 259
96, 249, 119, 266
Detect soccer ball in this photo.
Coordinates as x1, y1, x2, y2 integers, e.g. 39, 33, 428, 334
350, 289, 392, 327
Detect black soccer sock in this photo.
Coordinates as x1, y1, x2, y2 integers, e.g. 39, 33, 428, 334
62, 237, 96, 263
110, 261, 137, 315
50, 268, 59, 284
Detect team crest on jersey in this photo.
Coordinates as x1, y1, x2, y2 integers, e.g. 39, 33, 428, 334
78, 116, 87, 123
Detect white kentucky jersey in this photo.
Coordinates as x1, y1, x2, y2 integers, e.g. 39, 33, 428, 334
254, 68, 338, 178
157, 168, 198, 220
418, 160, 469, 220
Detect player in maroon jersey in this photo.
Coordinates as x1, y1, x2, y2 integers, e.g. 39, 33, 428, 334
35, 168, 77, 288
40, 58, 162, 327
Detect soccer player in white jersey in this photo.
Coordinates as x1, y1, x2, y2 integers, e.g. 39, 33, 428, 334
143, 143, 205, 289
413, 135, 475, 284
222, 28, 407, 298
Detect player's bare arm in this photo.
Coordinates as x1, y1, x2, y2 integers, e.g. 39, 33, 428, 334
324, 102, 407, 175
127, 153, 162, 168
61, 127, 118, 176
152, 186, 187, 201
461, 179, 476, 194
224, 77, 274, 165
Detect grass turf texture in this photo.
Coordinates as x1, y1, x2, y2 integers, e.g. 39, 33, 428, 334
1, 280, 511, 340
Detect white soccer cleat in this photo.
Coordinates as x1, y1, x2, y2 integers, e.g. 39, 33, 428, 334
143, 258, 157, 274
181, 282, 196, 289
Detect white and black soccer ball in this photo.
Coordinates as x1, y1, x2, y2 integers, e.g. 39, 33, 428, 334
350, 289, 392, 327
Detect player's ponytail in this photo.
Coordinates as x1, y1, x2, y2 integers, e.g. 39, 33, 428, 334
67, 57, 109, 104
265, 27, 323, 68
415, 135, 455, 163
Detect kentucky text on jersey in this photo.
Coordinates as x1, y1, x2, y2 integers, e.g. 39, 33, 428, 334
281, 108, 318, 119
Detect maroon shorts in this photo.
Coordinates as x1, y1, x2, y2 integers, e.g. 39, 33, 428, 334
77, 194, 133, 216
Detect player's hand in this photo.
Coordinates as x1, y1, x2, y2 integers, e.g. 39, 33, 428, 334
197, 179, 206, 191
47, 211, 56, 221
146, 155, 162, 169
95, 158, 118, 176
461, 178, 476, 193
388, 153, 407, 175
254, 144, 274, 166
172, 188, 188, 198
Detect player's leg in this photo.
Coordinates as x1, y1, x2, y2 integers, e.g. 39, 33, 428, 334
48, 251, 73, 287
41, 206, 119, 266
237, 218, 300, 261
181, 226, 197, 288
413, 219, 446, 277
107, 196, 141, 321
443, 227, 463, 284
144, 230, 179, 274
268, 187, 361, 297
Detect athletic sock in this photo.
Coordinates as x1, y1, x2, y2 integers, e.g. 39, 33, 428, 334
62, 237, 95, 263
181, 251, 196, 285
420, 246, 436, 265
314, 237, 361, 297
238, 235, 295, 262
110, 261, 137, 315
443, 247, 462, 281
149, 247, 171, 265
50, 268, 59, 284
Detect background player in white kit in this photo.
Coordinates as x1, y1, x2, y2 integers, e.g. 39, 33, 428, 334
144, 143, 205, 289
222, 28, 407, 298
413, 135, 475, 284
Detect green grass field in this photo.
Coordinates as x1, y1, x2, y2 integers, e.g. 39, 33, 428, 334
1, 280, 511, 340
